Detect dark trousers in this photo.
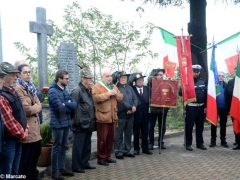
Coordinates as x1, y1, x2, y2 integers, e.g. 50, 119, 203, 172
210, 108, 228, 143
115, 116, 134, 156
97, 122, 115, 161
185, 105, 205, 146
51, 127, 69, 174
149, 109, 168, 146
133, 109, 149, 151
19, 140, 41, 179
72, 131, 92, 170
0, 138, 22, 175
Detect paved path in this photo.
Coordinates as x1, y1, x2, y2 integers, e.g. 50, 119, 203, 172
44, 126, 240, 180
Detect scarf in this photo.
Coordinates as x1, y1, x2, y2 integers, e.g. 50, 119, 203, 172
17, 78, 37, 96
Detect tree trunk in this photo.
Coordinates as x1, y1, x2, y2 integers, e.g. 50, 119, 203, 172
188, 0, 208, 80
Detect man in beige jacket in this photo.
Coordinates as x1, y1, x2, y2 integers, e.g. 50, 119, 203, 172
92, 69, 123, 166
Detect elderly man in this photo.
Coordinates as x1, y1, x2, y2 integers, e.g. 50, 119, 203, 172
114, 71, 138, 159
71, 68, 96, 173
0, 62, 28, 175
184, 64, 207, 151
92, 69, 123, 166
209, 71, 228, 148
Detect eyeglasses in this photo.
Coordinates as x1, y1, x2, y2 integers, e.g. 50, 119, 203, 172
22, 71, 31, 75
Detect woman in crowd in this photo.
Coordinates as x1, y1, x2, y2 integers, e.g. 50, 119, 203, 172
16, 64, 42, 180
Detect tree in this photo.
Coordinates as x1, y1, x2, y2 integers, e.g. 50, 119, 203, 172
15, 1, 157, 82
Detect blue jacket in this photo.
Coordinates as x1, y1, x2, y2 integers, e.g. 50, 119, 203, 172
48, 81, 77, 128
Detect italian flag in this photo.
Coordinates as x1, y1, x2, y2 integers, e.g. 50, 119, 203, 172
215, 32, 240, 74
159, 28, 177, 78
206, 43, 220, 126
230, 57, 240, 134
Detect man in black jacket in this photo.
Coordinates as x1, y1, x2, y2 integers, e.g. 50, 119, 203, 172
184, 65, 207, 151
133, 73, 152, 155
114, 71, 138, 159
71, 69, 96, 173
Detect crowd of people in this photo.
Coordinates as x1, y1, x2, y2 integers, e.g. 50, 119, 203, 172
0, 61, 238, 180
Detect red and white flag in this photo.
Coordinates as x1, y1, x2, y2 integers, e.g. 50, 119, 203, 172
230, 57, 240, 134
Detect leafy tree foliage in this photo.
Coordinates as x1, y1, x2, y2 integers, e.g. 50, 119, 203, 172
15, 1, 158, 82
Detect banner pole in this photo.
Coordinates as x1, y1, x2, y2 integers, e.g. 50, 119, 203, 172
159, 108, 165, 154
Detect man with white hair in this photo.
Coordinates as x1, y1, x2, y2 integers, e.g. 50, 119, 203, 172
209, 71, 229, 148
92, 69, 123, 166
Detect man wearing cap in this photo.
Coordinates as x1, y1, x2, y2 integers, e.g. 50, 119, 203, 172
184, 64, 207, 151
132, 73, 152, 155
148, 68, 169, 150
0, 62, 28, 175
92, 69, 123, 166
71, 68, 96, 173
114, 71, 138, 159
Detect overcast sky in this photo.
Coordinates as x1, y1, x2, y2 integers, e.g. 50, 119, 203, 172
0, 0, 239, 68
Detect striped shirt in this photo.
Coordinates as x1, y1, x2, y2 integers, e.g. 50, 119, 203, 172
0, 95, 26, 139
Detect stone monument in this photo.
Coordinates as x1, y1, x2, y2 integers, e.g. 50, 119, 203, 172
29, 7, 53, 89
57, 42, 80, 92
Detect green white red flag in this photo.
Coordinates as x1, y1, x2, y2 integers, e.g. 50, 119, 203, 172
176, 36, 196, 106
206, 43, 220, 126
230, 56, 240, 134
214, 32, 240, 74
159, 28, 177, 78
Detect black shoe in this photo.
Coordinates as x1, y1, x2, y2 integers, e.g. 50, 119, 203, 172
72, 169, 85, 173
160, 144, 166, 149
60, 169, 74, 176
123, 153, 135, 158
221, 142, 229, 148
149, 144, 154, 150
83, 165, 96, 170
106, 158, 117, 163
142, 150, 153, 155
197, 144, 207, 150
98, 160, 109, 166
116, 155, 124, 159
209, 142, 216, 148
52, 173, 64, 180
134, 150, 140, 155
186, 145, 193, 151
233, 144, 240, 150
233, 142, 238, 146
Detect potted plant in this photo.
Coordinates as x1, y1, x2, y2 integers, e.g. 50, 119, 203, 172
37, 121, 52, 167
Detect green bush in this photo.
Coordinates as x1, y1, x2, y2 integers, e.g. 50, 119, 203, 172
40, 121, 52, 146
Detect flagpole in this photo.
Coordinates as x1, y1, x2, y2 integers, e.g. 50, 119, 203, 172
180, 27, 187, 149
159, 108, 165, 154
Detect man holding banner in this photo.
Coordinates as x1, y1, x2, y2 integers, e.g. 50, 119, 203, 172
148, 68, 169, 150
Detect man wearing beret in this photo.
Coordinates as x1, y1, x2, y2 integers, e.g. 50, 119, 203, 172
71, 68, 96, 173
184, 64, 207, 151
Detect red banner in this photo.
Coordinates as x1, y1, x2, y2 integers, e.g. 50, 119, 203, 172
163, 56, 177, 79
176, 36, 196, 106
150, 79, 179, 108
